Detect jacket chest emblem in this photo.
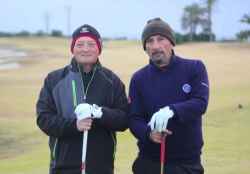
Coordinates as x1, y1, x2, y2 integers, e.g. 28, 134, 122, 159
182, 83, 191, 94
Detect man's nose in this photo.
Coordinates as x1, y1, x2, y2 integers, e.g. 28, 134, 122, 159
151, 40, 161, 50
82, 43, 91, 51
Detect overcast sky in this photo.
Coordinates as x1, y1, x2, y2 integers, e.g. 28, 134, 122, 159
1, 0, 250, 39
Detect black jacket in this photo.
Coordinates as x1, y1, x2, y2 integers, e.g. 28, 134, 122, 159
36, 58, 129, 174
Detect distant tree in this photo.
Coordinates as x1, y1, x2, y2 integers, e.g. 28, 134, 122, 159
181, 3, 206, 41
203, 0, 217, 41
51, 30, 63, 37
240, 13, 250, 24
0, 32, 12, 37
114, 36, 128, 40
175, 32, 189, 44
15, 30, 31, 37
35, 30, 46, 37
237, 30, 250, 41
195, 32, 215, 41
237, 13, 250, 41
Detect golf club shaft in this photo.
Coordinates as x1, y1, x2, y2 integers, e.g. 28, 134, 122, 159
160, 135, 166, 174
81, 131, 88, 174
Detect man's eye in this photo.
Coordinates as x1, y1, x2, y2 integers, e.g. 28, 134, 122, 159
87, 43, 96, 47
76, 44, 84, 47
158, 37, 165, 41
146, 39, 153, 44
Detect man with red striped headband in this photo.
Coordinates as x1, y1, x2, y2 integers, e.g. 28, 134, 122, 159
36, 24, 129, 174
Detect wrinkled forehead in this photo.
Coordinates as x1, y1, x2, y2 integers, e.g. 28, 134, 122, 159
75, 36, 96, 43
146, 34, 169, 42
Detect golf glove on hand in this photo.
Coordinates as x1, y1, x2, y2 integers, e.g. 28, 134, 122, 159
91, 104, 103, 119
74, 103, 92, 120
148, 106, 174, 132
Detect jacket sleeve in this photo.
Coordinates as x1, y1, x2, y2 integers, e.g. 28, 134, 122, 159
98, 77, 129, 132
170, 60, 209, 123
128, 75, 151, 143
36, 74, 80, 138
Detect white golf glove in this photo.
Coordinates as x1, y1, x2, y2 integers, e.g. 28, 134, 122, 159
74, 103, 92, 120
148, 106, 174, 132
91, 104, 103, 119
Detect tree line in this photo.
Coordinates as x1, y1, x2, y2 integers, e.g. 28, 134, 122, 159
180, 0, 250, 42
0, 30, 63, 37
236, 14, 250, 40
181, 0, 216, 42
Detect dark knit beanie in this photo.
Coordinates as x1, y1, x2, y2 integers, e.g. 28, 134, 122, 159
71, 24, 102, 54
142, 18, 176, 50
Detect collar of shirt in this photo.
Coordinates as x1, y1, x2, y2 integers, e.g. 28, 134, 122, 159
149, 51, 177, 73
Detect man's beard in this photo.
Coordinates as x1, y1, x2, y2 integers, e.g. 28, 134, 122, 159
150, 51, 170, 68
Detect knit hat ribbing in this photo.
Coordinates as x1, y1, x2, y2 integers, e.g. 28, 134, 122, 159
71, 24, 102, 54
142, 18, 176, 50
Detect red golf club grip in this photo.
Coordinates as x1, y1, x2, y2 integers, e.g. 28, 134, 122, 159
81, 163, 85, 170
161, 136, 166, 162
160, 135, 166, 174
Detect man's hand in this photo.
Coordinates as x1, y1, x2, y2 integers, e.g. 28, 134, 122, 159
74, 103, 103, 132
75, 103, 92, 132
75, 103, 92, 120
76, 118, 93, 132
148, 106, 174, 132
149, 130, 172, 143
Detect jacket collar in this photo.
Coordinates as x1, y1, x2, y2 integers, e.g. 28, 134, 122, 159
70, 57, 101, 72
149, 50, 176, 72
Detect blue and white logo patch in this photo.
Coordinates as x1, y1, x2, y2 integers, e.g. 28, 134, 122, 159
182, 83, 191, 93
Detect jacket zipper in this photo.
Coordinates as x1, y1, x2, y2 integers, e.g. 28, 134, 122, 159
52, 138, 58, 160
51, 79, 78, 162
77, 64, 97, 102
77, 64, 117, 161
51, 66, 97, 164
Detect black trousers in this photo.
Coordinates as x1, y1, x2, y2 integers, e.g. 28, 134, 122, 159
132, 157, 204, 174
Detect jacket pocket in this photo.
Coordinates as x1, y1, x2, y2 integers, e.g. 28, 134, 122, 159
54, 137, 82, 170
51, 138, 58, 160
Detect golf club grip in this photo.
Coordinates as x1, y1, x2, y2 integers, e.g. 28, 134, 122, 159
160, 137, 166, 162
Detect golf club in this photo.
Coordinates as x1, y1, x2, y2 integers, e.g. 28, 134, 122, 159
72, 80, 89, 174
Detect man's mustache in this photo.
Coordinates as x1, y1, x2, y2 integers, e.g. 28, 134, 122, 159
152, 50, 164, 56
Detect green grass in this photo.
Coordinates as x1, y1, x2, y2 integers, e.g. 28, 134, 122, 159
203, 84, 250, 173
0, 37, 250, 174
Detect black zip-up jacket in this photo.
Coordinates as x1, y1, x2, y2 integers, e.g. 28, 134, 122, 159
36, 58, 129, 174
